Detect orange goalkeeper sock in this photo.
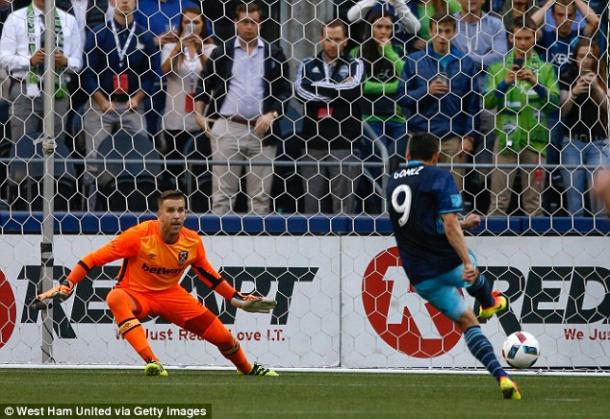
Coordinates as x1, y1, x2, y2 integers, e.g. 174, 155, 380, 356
222, 340, 251, 374
199, 316, 251, 373
184, 311, 252, 373
119, 318, 157, 363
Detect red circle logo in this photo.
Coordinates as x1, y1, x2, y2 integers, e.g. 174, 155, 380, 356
0, 270, 17, 350
362, 247, 462, 358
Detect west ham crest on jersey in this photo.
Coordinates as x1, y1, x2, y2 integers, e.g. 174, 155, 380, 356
178, 250, 189, 265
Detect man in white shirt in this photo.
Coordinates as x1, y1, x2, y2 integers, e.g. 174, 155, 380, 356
194, 2, 290, 215
0, 0, 81, 150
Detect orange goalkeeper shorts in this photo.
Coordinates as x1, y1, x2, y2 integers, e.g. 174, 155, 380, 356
116, 284, 208, 328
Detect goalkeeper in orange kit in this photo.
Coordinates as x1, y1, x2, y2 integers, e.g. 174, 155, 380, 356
34, 190, 278, 377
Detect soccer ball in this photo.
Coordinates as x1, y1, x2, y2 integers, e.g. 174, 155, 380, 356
502, 331, 540, 369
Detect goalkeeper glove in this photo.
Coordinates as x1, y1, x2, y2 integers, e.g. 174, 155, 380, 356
230, 292, 277, 313
32, 278, 74, 310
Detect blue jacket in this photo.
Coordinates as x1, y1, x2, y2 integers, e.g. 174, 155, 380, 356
82, 19, 160, 103
397, 44, 480, 138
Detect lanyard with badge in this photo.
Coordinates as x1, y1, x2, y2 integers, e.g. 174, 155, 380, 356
111, 19, 136, 95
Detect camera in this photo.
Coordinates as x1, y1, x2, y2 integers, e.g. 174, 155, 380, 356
513, 57, 524, 70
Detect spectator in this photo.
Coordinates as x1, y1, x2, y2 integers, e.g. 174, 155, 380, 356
452, 0, 508, 210
57, 0, 108, 37
160, 8, 215, 191
346, 0, 420, 47
532, 0, 599, 72
0, 0, 82, 149
194, 2, 290, 215
453, 0, 508, 71
485, 17, 560, 216
295, 19, 364, 215
55, 0, 110, 145
413, 0, 462, 50
532, 0, 599, 212
0, 0, 16, 208
80, 0, 158, 209
11, 0, 108, 36
560, 40, 608, 216
135, 0, 203, 148
350, 10, 407, 208
135, 0, 201, 46
397, 13, 480, 191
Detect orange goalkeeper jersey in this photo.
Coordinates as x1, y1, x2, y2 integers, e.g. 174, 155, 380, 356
68, 220, 235, 299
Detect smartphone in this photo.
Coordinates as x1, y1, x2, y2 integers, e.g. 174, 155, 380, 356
513, 58, 524, 69
184, 22, 195, 36
436, 72, 449, 86
580, 70, 595, 84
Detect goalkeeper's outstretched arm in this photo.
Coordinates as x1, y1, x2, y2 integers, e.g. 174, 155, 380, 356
192, 241, 277, 314
34, 229, 141, 307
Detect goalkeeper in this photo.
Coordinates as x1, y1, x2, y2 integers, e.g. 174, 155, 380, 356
35, 190, 278, 377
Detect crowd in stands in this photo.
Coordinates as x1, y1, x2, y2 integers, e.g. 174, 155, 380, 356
0, 0, 607, 217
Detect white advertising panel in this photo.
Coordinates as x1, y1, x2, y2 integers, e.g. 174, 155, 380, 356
342, 236, 610, 368
0, 236, 340, 367
1, 235, 609, 368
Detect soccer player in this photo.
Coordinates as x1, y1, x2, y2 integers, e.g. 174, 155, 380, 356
35, 190, 278, 377
386, 133, 521, 400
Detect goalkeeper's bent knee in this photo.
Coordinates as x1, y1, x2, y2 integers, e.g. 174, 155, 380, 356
106, 288, 137, 323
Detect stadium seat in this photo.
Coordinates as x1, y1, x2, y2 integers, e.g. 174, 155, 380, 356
183, 136, 211, 214
94, 131, 162, 212
7, 133, 80, 212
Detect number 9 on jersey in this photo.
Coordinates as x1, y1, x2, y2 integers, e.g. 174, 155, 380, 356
391, 184, 412, 226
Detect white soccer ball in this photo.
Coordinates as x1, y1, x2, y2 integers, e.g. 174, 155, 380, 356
502, 331, 540, 369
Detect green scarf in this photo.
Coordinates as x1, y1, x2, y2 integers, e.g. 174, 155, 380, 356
26, 4, 68, 99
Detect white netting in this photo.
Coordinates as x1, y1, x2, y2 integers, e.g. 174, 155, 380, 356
0, 0, 609, 371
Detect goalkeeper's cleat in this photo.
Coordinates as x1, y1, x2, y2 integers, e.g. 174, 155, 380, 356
499, 376, 521, 400
144, 360, 169, 377
239, 362, 279, 377
478, 290, 508, 320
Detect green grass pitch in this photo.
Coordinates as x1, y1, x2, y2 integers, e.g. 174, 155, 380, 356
1, 369, 609, 418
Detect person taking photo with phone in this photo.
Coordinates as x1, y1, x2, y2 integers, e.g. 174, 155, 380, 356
160, 8, 216, 194
397, 14, 479, 193
485, 16, 559, 216
559, 40, 608, 216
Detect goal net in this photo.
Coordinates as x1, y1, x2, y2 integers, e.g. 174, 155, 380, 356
0, 0, 609, 371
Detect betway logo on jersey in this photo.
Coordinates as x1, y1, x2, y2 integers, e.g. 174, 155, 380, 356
362, 247, 610, 357
141, 263, 183, 275
3, 265, 316, 340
